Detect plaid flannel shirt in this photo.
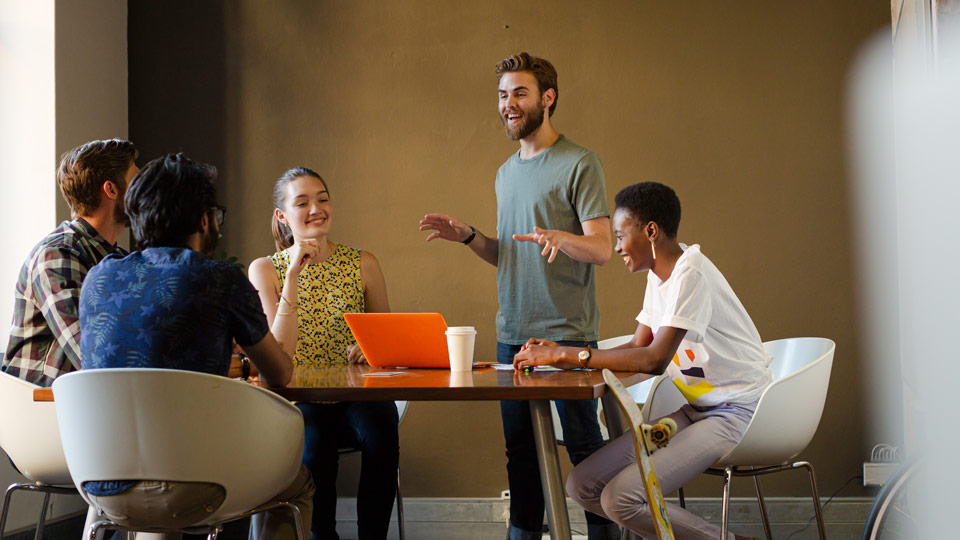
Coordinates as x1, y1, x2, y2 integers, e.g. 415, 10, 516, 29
3, 218, 126, 386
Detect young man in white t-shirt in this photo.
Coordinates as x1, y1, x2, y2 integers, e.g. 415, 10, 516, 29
514, 182, 770, 540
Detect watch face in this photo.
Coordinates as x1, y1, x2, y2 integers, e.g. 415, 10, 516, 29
579, 349, 590, 361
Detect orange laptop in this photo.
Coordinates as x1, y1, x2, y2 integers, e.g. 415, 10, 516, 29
344, 312, 450, 368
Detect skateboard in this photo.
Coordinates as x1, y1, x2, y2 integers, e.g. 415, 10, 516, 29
602, 369, 678, 540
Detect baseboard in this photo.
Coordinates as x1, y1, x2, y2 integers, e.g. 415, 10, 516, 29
336, 496, 873, 540
3, 496, 874, 540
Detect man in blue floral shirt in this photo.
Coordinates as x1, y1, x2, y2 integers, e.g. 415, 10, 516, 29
3, 139, 138, 386
78, 153, 313, 540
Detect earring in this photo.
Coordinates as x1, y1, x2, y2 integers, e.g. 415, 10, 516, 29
651, 241, 657, 260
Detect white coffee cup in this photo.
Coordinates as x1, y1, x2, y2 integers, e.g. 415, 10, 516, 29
445, 326, 477, 372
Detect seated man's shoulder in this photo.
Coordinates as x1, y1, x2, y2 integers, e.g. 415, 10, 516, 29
22, 226, 93, 277
32, 223, 82, 254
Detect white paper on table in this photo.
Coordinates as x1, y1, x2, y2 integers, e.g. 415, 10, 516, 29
491, 364, 563, 372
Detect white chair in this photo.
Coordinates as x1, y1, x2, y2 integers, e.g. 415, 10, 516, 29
639, 338, 836, 540
551, 335, 654, 445
0, 371, 79, 540
52, 368, 307, 540
706, 337, 835, 540
337, 401, 408, 540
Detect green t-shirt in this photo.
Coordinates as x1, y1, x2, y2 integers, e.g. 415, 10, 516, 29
495, 135, 609, 344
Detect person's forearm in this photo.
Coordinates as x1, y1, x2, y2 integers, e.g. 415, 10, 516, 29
559, 233, 612, 266
468, 230, 498, 266
588, 347, 669, 373
258, 360, 293, 387
270, 272, 300, 356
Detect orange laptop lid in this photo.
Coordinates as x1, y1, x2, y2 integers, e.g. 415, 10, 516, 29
344, 313, 450, 368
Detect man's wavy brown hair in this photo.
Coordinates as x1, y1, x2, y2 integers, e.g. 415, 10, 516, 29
57, 139, 138, 217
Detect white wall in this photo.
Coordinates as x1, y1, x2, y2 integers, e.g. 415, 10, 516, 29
898, 17, 960, 538
0, 0, 127, 532
849, 9, 960, 537
0, 0, 58, 359
847, 33, 904, 456
0, 1, 66, 531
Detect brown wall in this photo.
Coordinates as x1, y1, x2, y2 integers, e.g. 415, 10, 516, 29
130, 1, 890, 497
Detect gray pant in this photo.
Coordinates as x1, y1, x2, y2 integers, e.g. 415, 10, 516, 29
87, 465, 314, 540
566, 401, 756, 540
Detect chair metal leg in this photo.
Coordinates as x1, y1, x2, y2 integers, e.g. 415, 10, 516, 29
87, 520, 113, 540
207, 525, 222, 540
720, 467, 733, 540
1, 483, 77, 540
678, 486, 686, 509
396, 469, 405, 540
283, 501, 306, 540
33, 491, 51, 540
249, 513, 262, 540
752, 475, 772, 540
0, 484, 19, 538
796, 461, 827, 540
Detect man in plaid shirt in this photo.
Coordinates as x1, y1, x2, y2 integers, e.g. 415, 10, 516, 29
2, 139, 139, 386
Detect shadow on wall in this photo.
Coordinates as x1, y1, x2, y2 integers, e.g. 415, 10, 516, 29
128, 0, 228, 222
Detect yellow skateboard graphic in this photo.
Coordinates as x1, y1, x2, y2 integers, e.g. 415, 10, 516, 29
603, 370, 678, 540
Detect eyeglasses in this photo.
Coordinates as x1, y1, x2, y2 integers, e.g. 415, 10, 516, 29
212, 205, 226, 227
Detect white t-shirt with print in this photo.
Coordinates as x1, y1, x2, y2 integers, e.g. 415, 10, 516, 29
636, 244, 771, 407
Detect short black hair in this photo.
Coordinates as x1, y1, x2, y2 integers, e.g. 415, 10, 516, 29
125, 153, 218, 248
614, 182, 681, 238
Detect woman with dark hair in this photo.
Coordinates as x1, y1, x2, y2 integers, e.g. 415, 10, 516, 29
248, 168, 399, 540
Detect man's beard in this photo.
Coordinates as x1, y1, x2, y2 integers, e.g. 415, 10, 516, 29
502, 100, 545, 141
202, 224, 219, 256
113, 182, 131, 226
113, 201, 130, 226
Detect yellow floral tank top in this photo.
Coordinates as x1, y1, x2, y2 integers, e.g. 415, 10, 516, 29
270, 244, 365, 367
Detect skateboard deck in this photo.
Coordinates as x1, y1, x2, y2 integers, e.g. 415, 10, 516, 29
603, 369, 677, 540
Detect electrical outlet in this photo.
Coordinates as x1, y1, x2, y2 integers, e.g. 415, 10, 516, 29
501, 489, 510, 500
863, 461, 899, 486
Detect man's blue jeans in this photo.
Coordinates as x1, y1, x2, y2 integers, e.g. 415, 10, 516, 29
498, 341, 619, 540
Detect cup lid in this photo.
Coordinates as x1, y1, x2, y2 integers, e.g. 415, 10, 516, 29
445, 326, 476, 334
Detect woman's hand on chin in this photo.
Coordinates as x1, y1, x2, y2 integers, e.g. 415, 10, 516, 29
287, 239, 320, 276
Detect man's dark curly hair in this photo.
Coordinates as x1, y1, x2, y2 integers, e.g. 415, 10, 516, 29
614, 182, 681, 238
125, 153, 218, 248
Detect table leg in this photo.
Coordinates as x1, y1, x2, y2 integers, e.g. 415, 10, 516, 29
529, 399, 572, 540
600, 391, 626, 441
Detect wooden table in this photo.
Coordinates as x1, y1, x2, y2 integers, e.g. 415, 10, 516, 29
266, 363, 650, 540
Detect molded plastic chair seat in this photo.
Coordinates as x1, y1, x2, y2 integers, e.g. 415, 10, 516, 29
706, 337, 836, 540
638, 338, 836, 540
52, 368, 307, 539
0, 371, 79, 540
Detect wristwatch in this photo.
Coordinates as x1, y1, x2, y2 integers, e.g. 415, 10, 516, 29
240, 354, 251, 380
577, 346, 592, 368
